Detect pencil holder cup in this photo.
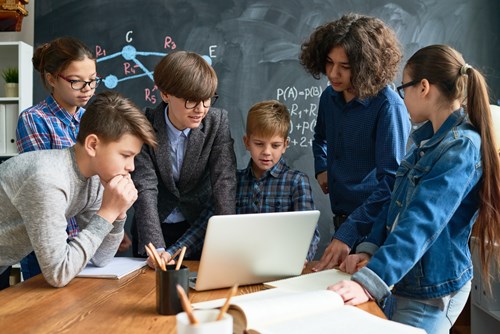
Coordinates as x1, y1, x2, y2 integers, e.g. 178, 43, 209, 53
176, 309, 233, 334
156, 264, 190, 315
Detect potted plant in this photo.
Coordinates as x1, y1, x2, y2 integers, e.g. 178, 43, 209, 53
2, 67, 19, 97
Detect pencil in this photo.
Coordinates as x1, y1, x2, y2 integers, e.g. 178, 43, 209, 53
144, 245, 157, 269
171, 248, 182, 261
356, 259, 369, 271
217, 284, 238, 321
176, 284, 198, 325
175, 246, 187, 270
147, 242, 166, 271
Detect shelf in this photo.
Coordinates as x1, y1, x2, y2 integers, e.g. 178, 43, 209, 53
0, 41, 32, 156
0, 41, 33, 111
0, 97, 19, 102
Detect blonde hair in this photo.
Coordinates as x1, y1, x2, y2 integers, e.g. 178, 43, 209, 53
246, 100, 290, 139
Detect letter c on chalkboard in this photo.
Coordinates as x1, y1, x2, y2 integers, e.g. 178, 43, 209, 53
126, 31, 133, 43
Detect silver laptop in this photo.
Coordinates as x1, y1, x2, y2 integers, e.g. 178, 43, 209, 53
189, 210, 320, 291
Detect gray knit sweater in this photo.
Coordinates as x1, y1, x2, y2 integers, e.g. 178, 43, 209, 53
0, 147, 125, 287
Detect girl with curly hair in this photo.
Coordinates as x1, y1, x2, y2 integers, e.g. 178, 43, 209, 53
300, 14, 410, 270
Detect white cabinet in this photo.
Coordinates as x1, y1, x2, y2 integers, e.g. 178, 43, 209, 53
471, 238, 500, 333
0, 41, 33, 157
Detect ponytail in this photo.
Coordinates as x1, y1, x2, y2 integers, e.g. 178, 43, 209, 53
466, 66, 500, 292
406, 45, 500, 291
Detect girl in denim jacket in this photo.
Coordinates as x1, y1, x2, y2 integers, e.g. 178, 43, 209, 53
329, 45, 500, 334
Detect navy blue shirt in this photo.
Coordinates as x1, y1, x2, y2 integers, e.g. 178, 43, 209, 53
312, 85, 410, 247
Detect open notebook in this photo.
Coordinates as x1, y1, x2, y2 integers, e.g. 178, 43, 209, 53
77, 257, 146, 279
190, 210, 320, 291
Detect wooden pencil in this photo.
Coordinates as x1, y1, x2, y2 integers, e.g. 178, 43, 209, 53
147, 242, 166, 271
175, 246, 187, 270
217, 284, 238, 320
171, 248, 182, 261
356, 259, 369, 271
176, 284, 198, 325
144, 245, 158, 269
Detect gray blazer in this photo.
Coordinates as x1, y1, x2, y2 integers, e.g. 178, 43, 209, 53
132, 102, 236, 255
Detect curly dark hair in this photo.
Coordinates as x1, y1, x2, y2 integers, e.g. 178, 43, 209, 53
299, 13, 402, 99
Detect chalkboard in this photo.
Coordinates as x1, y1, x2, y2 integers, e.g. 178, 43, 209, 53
34, 0, 500, 257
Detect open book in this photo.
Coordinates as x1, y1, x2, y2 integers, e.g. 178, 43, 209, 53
77, 257, 146, 279
225, 288, 426, 334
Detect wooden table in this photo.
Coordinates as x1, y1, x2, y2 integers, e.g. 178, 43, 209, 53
0, 261, 385, 333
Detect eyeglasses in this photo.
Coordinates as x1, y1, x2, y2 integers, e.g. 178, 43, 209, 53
58, 74, 101, 90
396, 80, 419, 99
184, 94, 218, 109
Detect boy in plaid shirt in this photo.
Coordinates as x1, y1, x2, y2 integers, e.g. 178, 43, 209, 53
236, 100, 320, 261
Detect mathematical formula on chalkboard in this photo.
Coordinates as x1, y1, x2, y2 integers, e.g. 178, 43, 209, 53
276, 85, 322, 148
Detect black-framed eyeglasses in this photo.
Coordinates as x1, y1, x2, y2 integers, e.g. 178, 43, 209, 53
184, 94, 218, 109
396, 80, 419, 99
58, 74, 101, 90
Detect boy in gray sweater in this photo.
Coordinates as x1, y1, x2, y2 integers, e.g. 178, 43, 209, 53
0, 91, 156, 289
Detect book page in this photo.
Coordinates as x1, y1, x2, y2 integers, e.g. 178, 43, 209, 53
252, 305, 426, 334
77, 257, 146, 279
193, 287, 292, 310
228, 289, 343, 333
264, 268, 351, 291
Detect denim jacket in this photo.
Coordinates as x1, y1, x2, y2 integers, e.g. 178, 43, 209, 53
353, 109, 482, 303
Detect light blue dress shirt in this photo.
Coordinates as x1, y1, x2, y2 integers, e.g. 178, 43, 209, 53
164, 106, 191, 224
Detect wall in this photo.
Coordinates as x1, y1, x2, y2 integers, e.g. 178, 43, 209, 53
23, 0, 500, 257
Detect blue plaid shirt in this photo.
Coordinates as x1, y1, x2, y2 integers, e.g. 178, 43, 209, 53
16, 95, 83, 238
236, 157, 320, 261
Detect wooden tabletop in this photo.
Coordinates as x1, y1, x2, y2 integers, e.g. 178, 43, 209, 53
0, 261, 385, 333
